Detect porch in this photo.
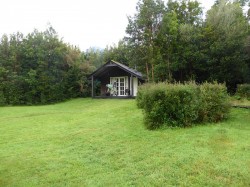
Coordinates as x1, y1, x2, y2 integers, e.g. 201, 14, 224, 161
93, 96, 135, 99
89, 60, 144, 98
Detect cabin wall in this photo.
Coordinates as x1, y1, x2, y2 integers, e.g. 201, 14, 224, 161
133, 77, 138, 96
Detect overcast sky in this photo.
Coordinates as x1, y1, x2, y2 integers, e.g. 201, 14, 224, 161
0, 0, 215, 51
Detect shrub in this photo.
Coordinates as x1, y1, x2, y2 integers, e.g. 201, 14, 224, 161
136, 82, 230, 129
236, 84, 250, 100
199, 82, 230, 123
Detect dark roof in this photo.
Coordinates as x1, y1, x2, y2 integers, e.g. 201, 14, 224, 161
89, 60, 144, 80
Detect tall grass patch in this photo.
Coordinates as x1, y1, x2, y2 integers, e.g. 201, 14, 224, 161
137, 82, 230, 129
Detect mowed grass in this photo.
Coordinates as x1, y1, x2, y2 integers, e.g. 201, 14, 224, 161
0, 99, 249, 186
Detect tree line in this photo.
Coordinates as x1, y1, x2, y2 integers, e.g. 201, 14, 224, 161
0, 27, 95, 105
122, 0, 250, 92
0, 0, 250, 105
94, 0, 250, 93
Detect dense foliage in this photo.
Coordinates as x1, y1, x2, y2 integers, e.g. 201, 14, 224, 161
1, 0, 250, 105
137, 82, 230, 129
236, 84, 250, 99
88, 0, 250, 93
123, 0, 250, 92
0, 27, 95, 105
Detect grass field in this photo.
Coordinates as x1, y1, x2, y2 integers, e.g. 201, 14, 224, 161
0, 98, 249, 186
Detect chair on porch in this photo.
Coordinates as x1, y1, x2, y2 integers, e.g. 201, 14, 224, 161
105, 83, 118, 96
125, 88, 130, 96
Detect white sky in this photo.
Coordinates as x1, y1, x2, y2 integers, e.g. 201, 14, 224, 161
0, 0, 214, 51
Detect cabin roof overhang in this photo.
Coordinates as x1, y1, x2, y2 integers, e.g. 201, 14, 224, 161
89, 60, 144, 80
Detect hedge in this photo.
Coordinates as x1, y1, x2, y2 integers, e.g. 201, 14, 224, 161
136, 82, 230, 129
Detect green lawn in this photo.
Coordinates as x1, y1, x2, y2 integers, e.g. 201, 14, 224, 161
0, 98, 249, 186
230, 97, 250, 107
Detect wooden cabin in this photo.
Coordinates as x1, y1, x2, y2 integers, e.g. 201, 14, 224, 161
89, 60, 144, 98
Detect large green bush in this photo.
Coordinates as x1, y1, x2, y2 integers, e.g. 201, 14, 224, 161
199, 82, 230, 122
137, 82, 230, 129
236, 84, 250, 100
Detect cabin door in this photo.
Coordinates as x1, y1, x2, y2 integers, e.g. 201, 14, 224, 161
110, 77, 126, 96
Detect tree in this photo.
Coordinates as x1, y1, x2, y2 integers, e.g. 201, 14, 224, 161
0, 26, 93, 105
156, 0, 203, 82
84, 47, 104, 68
126, 0, 165, 81
167, 0, 202, 25
205, 0, 249, 92
103, 40, 129, 65
155, 11, 178, 81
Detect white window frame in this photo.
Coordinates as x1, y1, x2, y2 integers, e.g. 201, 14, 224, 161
110, 76, 128, 96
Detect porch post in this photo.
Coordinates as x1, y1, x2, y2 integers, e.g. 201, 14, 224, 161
91, 75, 94, 98
131, 74, 134, 96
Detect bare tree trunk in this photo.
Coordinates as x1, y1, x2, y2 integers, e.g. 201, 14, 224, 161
151, 64, 154, 82
146, 62, 149, 82
167, 57, 171, 81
